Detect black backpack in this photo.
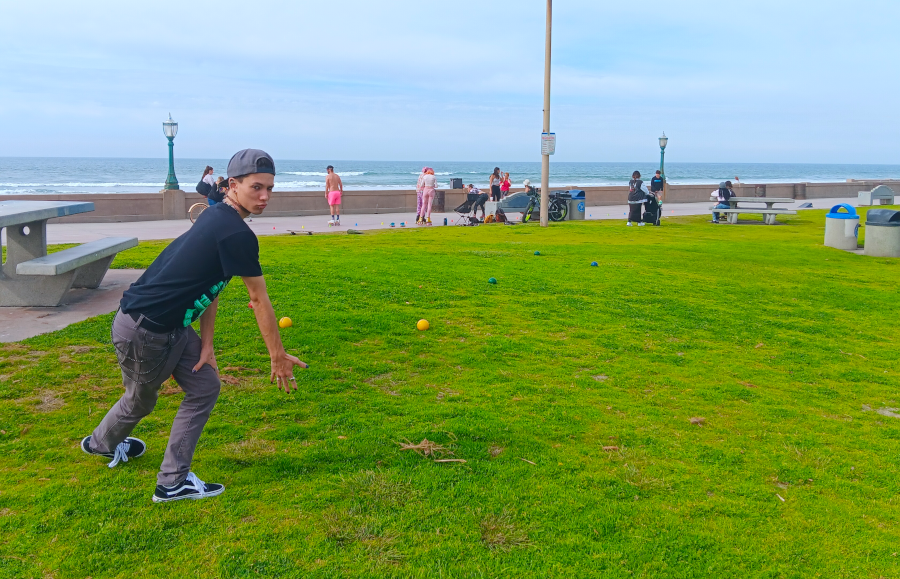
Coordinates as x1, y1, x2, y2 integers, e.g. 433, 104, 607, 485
196, 180, 212, 197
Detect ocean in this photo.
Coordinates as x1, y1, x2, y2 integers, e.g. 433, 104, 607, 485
1, 158, 898, 195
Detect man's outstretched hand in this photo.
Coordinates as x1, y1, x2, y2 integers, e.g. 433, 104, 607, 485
271, 352, 308, 393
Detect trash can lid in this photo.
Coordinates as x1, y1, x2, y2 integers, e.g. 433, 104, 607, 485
826, 204, 858, 219
865, 209, 900, 227
568, 189, 586, 199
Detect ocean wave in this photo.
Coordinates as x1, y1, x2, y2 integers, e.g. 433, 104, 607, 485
0, 182, 163, 188
280, 171, 366, 177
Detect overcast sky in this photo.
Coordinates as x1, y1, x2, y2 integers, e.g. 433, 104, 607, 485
0, 1, 897, 163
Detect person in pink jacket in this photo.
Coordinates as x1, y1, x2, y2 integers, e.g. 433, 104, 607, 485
415, 167, 427, 225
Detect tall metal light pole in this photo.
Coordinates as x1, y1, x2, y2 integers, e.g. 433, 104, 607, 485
658, 132, 668, 201
162, 113, 179, 191
540, 0, 552, 227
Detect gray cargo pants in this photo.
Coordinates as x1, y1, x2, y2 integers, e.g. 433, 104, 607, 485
89, 310, 221, 486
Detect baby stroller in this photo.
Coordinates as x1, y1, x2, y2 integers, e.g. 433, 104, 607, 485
453, 191, 487, 226
643, 192, 662, 226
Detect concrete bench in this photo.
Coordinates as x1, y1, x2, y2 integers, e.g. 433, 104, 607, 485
711, 207, 797, 225
858, 185, 895, 206
4, 237, 138, 306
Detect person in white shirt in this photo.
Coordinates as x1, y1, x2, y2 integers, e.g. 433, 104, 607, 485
710, 181, 733, 223
415, 168, 427, 225
421, 168, 437, 224
201, 166, 218, 205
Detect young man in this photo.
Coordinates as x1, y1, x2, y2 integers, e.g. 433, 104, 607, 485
81, 149, 307, 503
325, 165, 343, 226
650, 170, 664, 195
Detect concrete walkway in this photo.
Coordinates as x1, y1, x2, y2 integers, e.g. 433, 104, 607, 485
33, 196, 862, 244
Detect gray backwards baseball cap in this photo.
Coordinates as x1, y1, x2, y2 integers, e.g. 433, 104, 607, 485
227, 149, 276, 179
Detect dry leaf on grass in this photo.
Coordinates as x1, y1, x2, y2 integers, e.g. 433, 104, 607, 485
602, 445, 619, 452
434, 459, 467, 463
689, 417, 705, 426
755, 343, 764, 349
740, 381, 758, 388
223, 366, 259, 373
220, 375, 241, 386
397, 438, 452, 459
69, 346, 92, 354
488, 445, 504, 458
518, 458, 536, 466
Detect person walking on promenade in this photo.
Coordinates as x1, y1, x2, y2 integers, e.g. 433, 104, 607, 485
500, 172, 511, 199
489, 167, 502, 201
627, 170, 651, 226
421, 168, 437, 225
710, 181, 733, 223
415, 167, 427, 225
80, 149, 308, 503
325, 165, 343, 226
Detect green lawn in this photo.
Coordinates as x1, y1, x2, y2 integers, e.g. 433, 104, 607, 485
2, 211, 899, 578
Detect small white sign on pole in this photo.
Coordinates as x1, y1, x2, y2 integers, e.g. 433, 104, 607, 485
541, 132, 556, 155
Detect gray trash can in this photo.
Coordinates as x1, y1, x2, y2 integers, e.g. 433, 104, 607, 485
824, 204, 859, 250
864, 209, 900, 257
566, 189, 586, 220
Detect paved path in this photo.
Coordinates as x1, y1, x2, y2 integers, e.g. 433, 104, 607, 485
0, 269, 144, 342
26, 197, 862, 244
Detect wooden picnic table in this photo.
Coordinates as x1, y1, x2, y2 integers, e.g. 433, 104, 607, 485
0, 200, 137, 306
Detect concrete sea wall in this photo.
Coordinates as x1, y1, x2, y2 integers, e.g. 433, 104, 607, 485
2, 180, 897, 223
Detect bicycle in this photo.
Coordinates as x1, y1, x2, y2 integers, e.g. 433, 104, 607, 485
521, 188, 568, 223
188, 202, 208, 223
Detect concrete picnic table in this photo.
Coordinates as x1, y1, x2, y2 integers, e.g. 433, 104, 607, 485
727, 197, 795, 210
712, 197, 798, 225
0, 201, 138, 306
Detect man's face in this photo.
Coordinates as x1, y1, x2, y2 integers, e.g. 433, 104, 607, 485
231, 173, 274, 215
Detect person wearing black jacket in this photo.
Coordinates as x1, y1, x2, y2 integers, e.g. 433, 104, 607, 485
627, 171, 651, 226
650, 170, 664, 194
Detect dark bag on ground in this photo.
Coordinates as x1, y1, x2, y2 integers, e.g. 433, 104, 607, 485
196, 180, 212, 197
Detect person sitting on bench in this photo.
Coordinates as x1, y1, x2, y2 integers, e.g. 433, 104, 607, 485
710, 181, 733, 223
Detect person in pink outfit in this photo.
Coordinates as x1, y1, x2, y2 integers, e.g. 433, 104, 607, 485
325, 165, 343, 226
415, 167, 427, 224
421, 168, 437, 224
500, 172, 511, 198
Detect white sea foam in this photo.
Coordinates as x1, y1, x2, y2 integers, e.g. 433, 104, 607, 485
0, 182, 162, 188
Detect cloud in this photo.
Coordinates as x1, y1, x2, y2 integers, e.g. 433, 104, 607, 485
0, 0, 897, 163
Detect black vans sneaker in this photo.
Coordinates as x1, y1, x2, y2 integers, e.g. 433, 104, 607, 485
152, 472, 225, 503
81, 435, 146, 468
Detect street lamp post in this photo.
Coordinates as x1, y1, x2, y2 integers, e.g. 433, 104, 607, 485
658, 132, 668, 201
540, 0, 552, 227
163, 113, 179, 191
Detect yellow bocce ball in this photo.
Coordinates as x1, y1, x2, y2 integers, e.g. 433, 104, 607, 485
279, 317, 292, 328
416, 319, 430, 331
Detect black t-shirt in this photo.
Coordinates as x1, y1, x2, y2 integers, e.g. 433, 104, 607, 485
120, 202, 263, 330
650, 176, 664, 192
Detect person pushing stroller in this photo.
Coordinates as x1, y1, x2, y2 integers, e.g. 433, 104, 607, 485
627, 171, 653, 226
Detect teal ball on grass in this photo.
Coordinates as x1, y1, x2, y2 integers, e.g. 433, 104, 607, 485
590, 261, 598, 267
534, 251, 541, 256
488, 277, 497, 284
